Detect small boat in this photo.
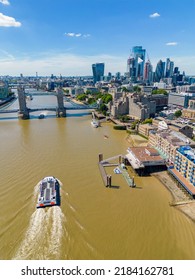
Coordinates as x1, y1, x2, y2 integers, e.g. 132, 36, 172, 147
91, 119, 99, 128
26, 94, 33, 100
38, 113, 45, 119
37, 176, 60, 208
114, 167, 121, 174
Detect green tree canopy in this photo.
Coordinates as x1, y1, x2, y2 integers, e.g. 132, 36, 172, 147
99, 103, 108, 116
174, 110, 182, 118
142, 118, 153, 124
152, 89, 168, 95
85, 90, 91, 95
133, 86, 141, 93
122, 87, 129, 92
101, 93, 112, 104
76, 93, 87, 101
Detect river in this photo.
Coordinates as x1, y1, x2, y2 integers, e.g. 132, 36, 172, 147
0, 93, 195, 260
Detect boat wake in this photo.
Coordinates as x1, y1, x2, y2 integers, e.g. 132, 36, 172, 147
13, 183, 64, 260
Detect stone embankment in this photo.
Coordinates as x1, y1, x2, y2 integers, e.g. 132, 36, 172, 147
126, 134, 148, 147
153, 171, 195, 223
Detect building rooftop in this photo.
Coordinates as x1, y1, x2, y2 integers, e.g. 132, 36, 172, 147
177, 146, 195, 163
157, 129, 191, 146
126, 147, 164, 169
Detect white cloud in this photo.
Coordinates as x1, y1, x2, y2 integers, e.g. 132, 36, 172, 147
0, 0, 10, 5
0, 49, 15, 61
0, 52, 126, 76
149, 12, 160, 18
166, 42, 178, 46
65, 32, 77, 37
64, 32, 90, 38
0, 13, 21, 27
1, 50, 195, 76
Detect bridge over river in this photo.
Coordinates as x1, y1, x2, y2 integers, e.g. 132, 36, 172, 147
0, 87, 98, 119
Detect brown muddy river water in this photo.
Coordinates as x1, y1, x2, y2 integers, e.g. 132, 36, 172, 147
1, 95, 195, 260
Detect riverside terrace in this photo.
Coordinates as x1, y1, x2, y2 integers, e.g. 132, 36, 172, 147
125, 147, 166, 176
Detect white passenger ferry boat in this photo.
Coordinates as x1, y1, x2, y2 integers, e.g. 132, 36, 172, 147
37, 176, 60, 208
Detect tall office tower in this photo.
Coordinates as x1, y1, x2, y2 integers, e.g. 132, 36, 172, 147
154, 60, 165, 82
174, 67, 179, 74
108, 72, 112, 80
131, 46, 146, 80
144, 60, 153, 84
115, 72, 121, 80
127, 56, 137, 82
92, 63, 105, 83
165, 58, 174, 78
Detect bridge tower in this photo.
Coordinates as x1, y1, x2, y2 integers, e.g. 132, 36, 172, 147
17, 86, 29, 119
56, 87, 66, 117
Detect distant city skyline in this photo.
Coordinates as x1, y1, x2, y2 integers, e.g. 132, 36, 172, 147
0, 0, 195, 76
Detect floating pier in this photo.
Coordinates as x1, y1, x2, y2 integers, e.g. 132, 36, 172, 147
98, 160, 112, 187
98, 153, 136, 188
118, 164, 136, 188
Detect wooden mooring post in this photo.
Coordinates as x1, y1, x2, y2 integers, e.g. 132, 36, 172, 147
99, 153, 103, 162
98, 153, 112, 187
106, 175, 112, 187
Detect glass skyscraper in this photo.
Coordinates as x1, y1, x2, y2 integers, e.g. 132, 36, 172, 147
127, 46, 146, 81
165, 58, 174, 78
92, 63, 105, 83
144, 59, 153, 84
154, 60, 165, 82
132, 46, 146, 80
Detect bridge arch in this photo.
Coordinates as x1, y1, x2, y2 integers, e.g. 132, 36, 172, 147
17, 86, 66, 119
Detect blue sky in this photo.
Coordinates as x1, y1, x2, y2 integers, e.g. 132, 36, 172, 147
0, 0, 195, 76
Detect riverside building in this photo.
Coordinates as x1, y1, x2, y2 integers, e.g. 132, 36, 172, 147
125, 147, 166, 175
168, 146, 195, 197
182, 100, 195, 119
148, 130, 191, 164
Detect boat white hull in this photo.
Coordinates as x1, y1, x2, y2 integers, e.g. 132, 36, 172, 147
37, 176, 60, 208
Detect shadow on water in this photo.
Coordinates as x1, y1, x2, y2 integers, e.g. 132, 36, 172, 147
56, 181, 61, 206
0, 116, 18, 121
134, 186, 143, 190
0, 111, 91, 121
108, 185, 120, 189
66, 112, 91, 117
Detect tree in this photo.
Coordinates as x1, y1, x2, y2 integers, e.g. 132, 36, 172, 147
119, 115, 130, 122
76, 93, 87, 101
152, 89, 168, 95
130, 120, 139, 130
99, 103, 108, 115
101, 93, 112, 104
85, 90, 91, 95
142, 118, 152, 124
87, 97, 96, 104
122, 87, 129, 92
133, 86, 141, 93
174, 110, 182, 118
